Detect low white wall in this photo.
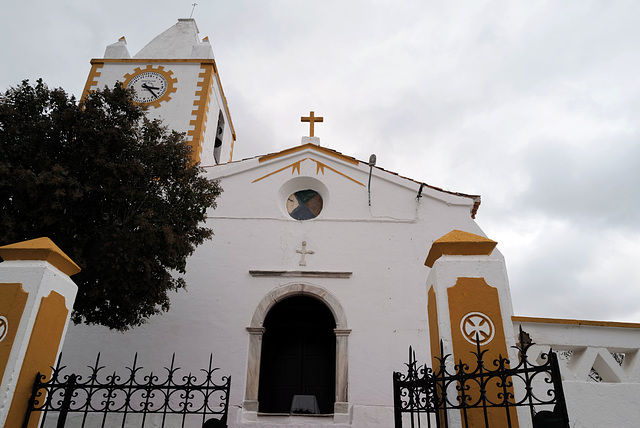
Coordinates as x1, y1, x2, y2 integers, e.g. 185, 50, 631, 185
513, 317, 640, 427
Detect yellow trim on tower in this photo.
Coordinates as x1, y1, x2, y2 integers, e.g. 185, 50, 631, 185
187, 63, 215, 164
0, 238, 80, 276
81, 62, 103, 100
259, 143, 359, 165
5, 291, 69, 428
92, 58, 217, 64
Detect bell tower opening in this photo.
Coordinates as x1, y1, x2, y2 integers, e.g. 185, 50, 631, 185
213, 109, 224, 164
258, 295, 336, 414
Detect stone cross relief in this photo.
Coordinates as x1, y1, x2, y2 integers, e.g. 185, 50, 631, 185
296, 241, 315, 266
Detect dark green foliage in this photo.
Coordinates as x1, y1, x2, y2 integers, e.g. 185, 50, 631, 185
0, 80, 222, 330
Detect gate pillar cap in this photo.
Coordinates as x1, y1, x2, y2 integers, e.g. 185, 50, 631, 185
425, 230, 497, 268
0, 237, 81, 276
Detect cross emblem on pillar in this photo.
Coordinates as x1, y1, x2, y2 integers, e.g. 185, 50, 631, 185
301, 111, 323, 137
461, 312, 495, 345
296, 241, 315, 266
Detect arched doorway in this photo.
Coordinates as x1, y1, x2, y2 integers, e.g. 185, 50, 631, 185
258, 295, 336, 414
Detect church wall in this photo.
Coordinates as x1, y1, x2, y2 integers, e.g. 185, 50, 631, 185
61, 148, 485, 427
60, 19, 494, 426
205, 156, 481, 409
202, 157, 484, 424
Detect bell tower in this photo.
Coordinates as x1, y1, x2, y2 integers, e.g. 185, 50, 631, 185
82, 18, 236, 165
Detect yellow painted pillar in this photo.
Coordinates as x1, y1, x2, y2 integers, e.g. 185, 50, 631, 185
0, 238, 79, 428
425, 230, 520, 428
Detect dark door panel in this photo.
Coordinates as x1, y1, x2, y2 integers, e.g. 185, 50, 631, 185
258, 296, 336, 414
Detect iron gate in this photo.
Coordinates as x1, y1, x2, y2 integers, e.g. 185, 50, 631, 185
393, 329, 570, 428
23, 353, 230, 428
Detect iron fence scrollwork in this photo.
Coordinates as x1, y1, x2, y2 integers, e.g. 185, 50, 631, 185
23, 353, 230, 428
393, 328, 570, 428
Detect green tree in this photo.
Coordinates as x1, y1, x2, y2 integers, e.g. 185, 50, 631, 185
0, 80, 222, 330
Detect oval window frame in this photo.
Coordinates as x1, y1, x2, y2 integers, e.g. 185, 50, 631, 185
279, 177, 329, 221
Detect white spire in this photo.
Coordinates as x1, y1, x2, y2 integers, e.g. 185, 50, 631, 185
132, 19, 213, 59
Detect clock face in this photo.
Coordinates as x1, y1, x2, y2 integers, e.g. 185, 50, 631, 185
127, 72, 168, 104
122, 65, 177, 108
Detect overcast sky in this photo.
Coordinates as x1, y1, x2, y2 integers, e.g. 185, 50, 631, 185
2, 0, 640, 323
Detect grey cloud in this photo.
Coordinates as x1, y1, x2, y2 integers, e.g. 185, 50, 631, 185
518, 136, 640, 229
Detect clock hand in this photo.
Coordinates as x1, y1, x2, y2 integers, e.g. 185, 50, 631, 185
140, 83, 158, 97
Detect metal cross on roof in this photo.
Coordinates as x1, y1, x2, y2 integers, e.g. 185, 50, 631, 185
301, 111, 323, 137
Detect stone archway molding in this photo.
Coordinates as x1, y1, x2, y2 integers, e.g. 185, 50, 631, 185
244, 283, 351, 416
249, 282, 348, 329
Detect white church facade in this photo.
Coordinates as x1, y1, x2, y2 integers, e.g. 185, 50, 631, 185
39, 19, 640, 428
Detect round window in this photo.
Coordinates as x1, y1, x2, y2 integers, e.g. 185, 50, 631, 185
287, 189, 323, 220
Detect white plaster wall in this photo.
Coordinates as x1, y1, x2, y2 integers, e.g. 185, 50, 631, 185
513, 320, 640, 427
563, 382, 639, 427
515, 321, 640, 351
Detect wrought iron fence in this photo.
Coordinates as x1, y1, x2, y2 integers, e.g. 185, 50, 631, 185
23, 353, 230, 428
393, 328, 570, 428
